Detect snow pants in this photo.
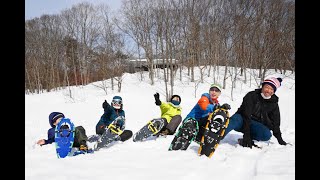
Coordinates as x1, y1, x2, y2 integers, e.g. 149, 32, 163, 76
161, 115, 182, 135
224, 113, 272, 141
73, 126, 88, 147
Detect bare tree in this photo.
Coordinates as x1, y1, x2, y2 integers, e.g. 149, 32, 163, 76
118, 0, 157, 85
25, 0, 295, 96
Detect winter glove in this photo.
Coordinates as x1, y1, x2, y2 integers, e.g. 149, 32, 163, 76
242, 133, 252, 148
154, 93, 161, 106
220, 103, 231, 110
275, 134, 287, 145
102, 100, 110, 109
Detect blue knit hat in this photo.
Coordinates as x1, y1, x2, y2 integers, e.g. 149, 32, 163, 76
49, 112, 65, 127
113, 96, 122, 101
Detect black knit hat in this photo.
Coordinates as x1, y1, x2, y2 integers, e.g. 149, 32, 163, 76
49, 112, 65, 127
170, 95, 181, 103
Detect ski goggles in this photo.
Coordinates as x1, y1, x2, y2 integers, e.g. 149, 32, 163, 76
112, 99, 122, 106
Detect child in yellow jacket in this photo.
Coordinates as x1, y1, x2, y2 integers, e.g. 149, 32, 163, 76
154, 93, 182, 135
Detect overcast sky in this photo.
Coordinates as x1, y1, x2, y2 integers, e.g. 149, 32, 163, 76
25, 0, 121, 20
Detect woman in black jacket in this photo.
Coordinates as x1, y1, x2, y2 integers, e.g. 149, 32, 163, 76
224, 77, 287, 148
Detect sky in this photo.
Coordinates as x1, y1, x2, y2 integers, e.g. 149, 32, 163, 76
25, 66, 295, 180
25, 0, 122, 20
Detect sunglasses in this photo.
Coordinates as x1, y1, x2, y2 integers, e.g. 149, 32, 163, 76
210, 87, 221, 92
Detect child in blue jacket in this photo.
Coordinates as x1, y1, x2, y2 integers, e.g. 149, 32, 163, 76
184, 84, 230, 142
36, 112, 89, 151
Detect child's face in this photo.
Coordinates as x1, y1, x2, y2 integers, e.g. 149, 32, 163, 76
172, 97, 180, 102
209, 88, 221, 99
53, 117, 63, 126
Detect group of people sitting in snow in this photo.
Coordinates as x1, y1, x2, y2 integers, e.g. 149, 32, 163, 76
37, 76, 288, 152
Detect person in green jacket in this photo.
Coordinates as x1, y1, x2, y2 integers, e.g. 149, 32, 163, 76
153, 92, 182, 136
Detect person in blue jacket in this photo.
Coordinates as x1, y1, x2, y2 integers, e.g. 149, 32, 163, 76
36, 112, 89, 151
184, 84, 230, 143
95, 96, 131, 141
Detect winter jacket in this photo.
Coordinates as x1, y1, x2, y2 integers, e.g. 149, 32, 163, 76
44, 128, 55, 145
236, 89, 282, 138
42, 112, 65, 145
96, 102, 126, 129
159, 102, 182, 123
186, 93, 218, 120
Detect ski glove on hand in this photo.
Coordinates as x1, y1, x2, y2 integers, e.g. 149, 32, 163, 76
242, 133, 252, 148
154, 93, 161, 106
220, 103, 231, 110
276, 135, 287, 145
102, 100, 110, 109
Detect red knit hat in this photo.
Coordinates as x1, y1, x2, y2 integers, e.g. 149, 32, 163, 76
262, 77, 282, 92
